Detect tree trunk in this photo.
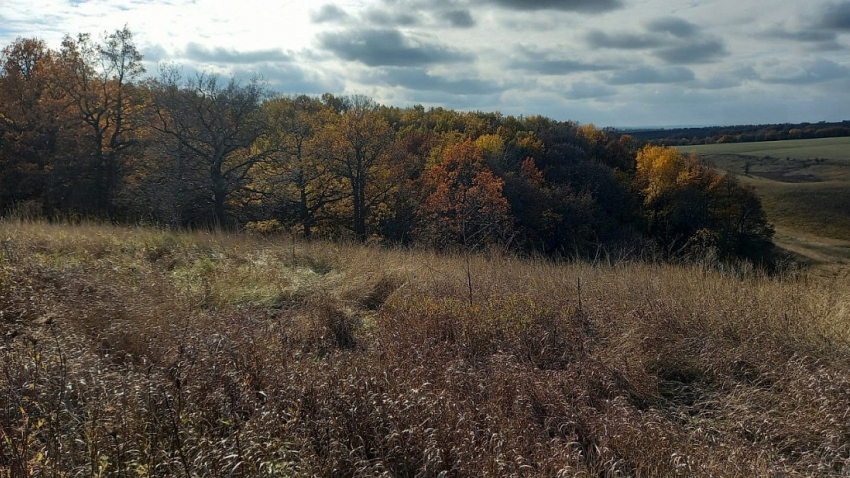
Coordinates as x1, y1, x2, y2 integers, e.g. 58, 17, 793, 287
352, 178, 367, 242
211, 163, 227, 227
299, 179, 312, 239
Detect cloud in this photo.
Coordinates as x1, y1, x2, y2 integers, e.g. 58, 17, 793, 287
182, 43, 292, 64
586, 30, 666, 49
764, 27, 838, 43
587, 24, 726, 65
317, 28, 474, 67
374, 67, 504, 95
484, 0, 623, 13
606, 65, 695, 85
310, 2, 473, 30
508, 45, 616, 74
512, 58, 614, 75
311, 4, 351, 24
645, 17, 698, 38
441, 9, 475, 28
364, 8, 420, 26
141, 44, 168, 63
757, 4, 848, 50
566, 82, 616, 99
758, 57, 849, 84
654, 39, 725, 64
247, 63, 343, 95
693, 66, 758, 90
819, 2, 850, 30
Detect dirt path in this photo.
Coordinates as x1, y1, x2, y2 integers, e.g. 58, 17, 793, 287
773, 226, 850, 278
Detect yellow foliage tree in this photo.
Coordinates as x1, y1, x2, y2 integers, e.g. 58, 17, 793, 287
635, 145, 714, 205
475, 134, 505, 157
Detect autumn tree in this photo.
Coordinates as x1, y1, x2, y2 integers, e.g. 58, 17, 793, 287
0, 38, 60, 214
377, 129, 437, 242
57, 26, 145, 217
635, 144, 773, 261
253, 95, 344, 238
321, 95, 397, 241
706, 175, 774, 263
419, 140, 512, 249
150, 72, 274, 226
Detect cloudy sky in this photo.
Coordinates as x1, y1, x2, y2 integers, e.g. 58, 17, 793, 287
1, 0, 849, 127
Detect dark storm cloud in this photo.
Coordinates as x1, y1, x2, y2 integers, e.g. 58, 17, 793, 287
311, 4, 351, 24
441, 9, 475, 28
819, 2, 850, 30
606, 65, 695, 85
318, 28, 474, 67
586, 30, 666, 49
484, 0, 623, 13
376, 67, 504, 95
645, 17, 698, 38
654, 40, 725, 64
183, 43, 292, 64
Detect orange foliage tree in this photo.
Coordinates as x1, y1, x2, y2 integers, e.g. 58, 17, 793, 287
419, 140, 512, 249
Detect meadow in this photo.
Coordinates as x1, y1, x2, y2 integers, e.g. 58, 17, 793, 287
2, 220, 850, 476
678, 137, 850, 162
678, 137, 850, 270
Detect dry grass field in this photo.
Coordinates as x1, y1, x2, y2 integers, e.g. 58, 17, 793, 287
678, 138, 850, 271
2, 220, 850, 476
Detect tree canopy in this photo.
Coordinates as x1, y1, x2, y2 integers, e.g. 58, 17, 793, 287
0, 30, 776, 267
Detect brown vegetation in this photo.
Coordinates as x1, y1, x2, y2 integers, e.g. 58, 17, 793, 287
2, 221, 849, 476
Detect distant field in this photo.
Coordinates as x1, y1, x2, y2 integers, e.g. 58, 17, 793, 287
677, 138, 850, 268
678, 136, 850, 161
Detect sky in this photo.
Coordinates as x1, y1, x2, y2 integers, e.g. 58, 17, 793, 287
1, 0, 849, 128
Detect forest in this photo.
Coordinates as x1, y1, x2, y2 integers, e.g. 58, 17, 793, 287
628, 120, 850, 146
0, 29, 774, 265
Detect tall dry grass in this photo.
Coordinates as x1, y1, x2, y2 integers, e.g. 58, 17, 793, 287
1, 220, 849, 476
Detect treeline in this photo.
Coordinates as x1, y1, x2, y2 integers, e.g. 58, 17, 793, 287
0, 30, 774, 264
628, 120, 850, 146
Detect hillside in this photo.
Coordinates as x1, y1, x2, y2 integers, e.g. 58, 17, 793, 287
2, 221, 850, 476
678, 138, 850, 271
